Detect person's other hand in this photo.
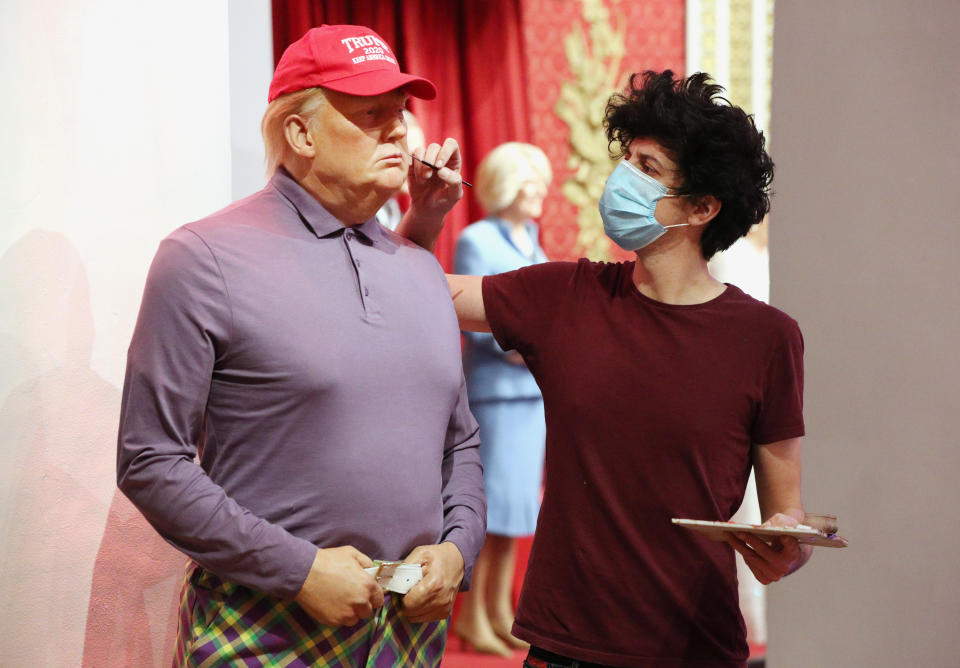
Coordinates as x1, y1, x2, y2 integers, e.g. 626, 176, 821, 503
726, 512, 803, 585
294, 546, 384, 626
399, 541, 465, 622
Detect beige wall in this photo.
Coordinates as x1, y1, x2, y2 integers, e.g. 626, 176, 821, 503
767, 2, 960, 666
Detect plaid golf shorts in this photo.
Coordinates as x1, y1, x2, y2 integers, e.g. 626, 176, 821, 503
173, 561, 448, 667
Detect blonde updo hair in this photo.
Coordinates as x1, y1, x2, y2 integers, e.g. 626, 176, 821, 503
260, 87, 328, 177
475, 142, 553, 215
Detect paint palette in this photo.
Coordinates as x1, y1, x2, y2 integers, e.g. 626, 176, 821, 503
672, 518, 849, 547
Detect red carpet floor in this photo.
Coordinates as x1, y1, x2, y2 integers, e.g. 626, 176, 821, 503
440, 636, 766, 667
441, 635, 528, 667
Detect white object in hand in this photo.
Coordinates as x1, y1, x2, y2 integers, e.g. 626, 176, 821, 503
364, 561, 423, 594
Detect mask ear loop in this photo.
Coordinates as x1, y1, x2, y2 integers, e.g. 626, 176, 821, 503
657, 191, 686, 228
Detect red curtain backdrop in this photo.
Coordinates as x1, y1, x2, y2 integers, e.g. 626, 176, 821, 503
271, 0, 532, 271
523, 0, 685, 260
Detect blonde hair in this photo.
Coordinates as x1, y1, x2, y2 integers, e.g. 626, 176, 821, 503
475, 142, 553, 215
260, 87, 328, 177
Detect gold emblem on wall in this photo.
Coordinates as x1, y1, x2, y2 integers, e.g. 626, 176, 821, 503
554, 0, 627, 261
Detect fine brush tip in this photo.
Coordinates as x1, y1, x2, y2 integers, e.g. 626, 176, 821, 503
410, 154, 473, 188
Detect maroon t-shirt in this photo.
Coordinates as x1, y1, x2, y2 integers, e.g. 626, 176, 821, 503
483, 260, 804, 667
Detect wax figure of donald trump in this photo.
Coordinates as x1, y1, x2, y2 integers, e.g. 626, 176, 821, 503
117, 24, 484, 667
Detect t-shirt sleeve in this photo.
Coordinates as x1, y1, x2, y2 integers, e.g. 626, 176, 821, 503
481, 261, 578, 353
116, 227, 317, 599
752, 319, 806, 445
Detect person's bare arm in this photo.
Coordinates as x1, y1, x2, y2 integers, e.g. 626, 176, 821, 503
394, 149, 491, 334
447, 274, 489, 333
726, 436, 813, 584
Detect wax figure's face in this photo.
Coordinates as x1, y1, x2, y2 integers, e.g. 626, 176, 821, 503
516, 179, 548, 219
308, 88, 411, 195
624, 137, 687, 227
501, 178, 548, 221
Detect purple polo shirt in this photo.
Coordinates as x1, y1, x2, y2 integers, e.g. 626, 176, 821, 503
117, 169, 485, 599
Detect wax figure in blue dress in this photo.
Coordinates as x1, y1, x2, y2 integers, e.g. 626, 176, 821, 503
451, 142, 552, 656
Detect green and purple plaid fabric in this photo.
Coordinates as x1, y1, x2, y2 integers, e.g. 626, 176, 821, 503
173, 562, 448, 667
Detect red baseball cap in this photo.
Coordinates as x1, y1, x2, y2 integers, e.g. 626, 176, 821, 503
268, 24, 437, 102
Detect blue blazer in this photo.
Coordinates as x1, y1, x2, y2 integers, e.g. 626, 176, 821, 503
455, 218, 547, 402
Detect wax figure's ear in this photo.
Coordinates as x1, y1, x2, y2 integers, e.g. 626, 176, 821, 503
283, 114, 316, 159
686, 194, 722, 227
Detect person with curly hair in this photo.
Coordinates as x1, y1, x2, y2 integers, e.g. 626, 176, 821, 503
400, 70, 811, 667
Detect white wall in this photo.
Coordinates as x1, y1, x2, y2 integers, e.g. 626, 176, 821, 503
767, 2, 960, 666
0, 1, 271, 664
229, 0, 273, 201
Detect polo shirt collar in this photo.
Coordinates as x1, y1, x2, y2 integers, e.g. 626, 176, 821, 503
270, 168, 391, 246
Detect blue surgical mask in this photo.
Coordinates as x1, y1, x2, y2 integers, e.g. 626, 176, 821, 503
598, 159, 688, 251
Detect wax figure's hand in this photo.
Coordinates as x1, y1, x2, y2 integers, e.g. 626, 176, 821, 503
295, 546, 384, 626
399, 541, 465, 622
397, 139, 463, 251
726, 512, 810, 585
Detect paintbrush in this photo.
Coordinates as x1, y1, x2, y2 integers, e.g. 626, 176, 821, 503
406, 152, 473, 188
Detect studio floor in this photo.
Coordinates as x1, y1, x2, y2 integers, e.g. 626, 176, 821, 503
441, 639, 766, 668
442, 638, 528, 668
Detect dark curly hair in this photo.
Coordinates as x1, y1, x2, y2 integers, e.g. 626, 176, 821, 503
604, 70, 774, 260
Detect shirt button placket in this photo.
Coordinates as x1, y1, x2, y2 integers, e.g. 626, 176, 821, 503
344, 229, 372, 312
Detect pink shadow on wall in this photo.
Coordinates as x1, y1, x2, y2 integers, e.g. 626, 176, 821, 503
0, 229, 184, 665
82, 492, 184, 667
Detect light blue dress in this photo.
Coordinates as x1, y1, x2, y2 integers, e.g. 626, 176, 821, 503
455, 218, 547, 537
